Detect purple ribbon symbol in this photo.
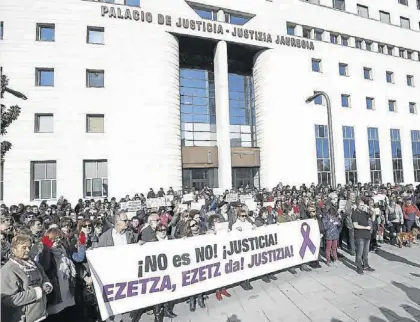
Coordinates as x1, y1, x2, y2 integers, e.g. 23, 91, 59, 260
299, 222, 316, 259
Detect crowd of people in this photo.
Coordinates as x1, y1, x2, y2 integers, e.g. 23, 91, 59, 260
1, 182, 420, 322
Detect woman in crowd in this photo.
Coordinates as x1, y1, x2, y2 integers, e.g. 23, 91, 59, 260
185, 217, 207, 312
1, 234, 53, 322
321, 201, 341, 267
39, 228, 78, 322
386, 197, 404, 246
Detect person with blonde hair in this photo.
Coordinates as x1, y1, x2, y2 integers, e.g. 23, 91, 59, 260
1, 234, 52, 322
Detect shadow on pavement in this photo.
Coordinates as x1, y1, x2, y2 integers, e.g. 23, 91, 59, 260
411, 273, 420, 278
392, 281, 420, 306
375, 249, 420, 269
339, 255, 357, 272
227, 314, 242, 322
331, 304, 420, 322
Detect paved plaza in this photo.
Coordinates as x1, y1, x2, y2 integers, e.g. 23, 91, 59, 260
141, 243, 420, 322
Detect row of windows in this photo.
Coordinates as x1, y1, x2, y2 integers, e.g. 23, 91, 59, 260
302, 0, 420, 30
34, 114, 104, 133
312, 91, 417, 114
0, 23, 105, 44
288, 22, 420, 62
315, 126, 420, 185
192, 6, 251, 25
311, 59, 416, 87
35, 68, 104, 87
26, 160, 108, 200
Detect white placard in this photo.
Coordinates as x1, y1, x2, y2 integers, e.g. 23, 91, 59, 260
182, 193, 194, 203
212, 188, 224, 196
88, 219, 321, 320
226, 193, 239, 203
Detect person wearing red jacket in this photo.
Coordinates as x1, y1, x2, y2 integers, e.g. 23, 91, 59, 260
402, 198, 420, 232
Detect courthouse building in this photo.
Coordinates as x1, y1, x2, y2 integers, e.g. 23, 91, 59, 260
0, 0, 419, 203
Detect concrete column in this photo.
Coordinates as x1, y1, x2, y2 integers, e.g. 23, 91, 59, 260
217, 9, 224, 22
214, 41, 232, 190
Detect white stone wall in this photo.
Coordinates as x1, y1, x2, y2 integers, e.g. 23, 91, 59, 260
0, 0, 419, 203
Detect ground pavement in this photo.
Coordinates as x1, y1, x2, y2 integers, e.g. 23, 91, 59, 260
141, 243, 420, 322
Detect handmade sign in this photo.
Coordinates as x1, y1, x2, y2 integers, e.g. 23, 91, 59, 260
226, 193, 239, 203
87, 219, 321, 320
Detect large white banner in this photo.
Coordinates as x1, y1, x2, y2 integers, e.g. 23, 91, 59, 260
87, 219, 320, 320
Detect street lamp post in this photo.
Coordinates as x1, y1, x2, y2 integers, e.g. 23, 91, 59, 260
305, 91, 336, 188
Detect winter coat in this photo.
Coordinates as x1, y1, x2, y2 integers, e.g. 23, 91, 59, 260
1, 258, 50, 322
322, 214, 341, 240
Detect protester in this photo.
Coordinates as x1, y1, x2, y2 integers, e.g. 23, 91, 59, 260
352, 199, 375, 274
1, 182, 419, 322
1, 234, 52, 322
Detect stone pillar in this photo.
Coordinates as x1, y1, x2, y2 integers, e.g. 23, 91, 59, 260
214, 41, 232, 190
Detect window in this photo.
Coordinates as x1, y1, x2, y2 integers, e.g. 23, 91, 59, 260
87, 27, 104, 44
180, 69, 216, 146
355, 39, 362, 49
365, 41, 372, 51
287, 23, 295, 35
399, 48, 405, 58
341, 36, 348, 46
232, 168, 260, 189
342, 126, 358, 184
366, 97, 375, 110
400, 17, 410, 29
367, 128, 382, 184
182, 168, 218, 189
35, 68, 54, 86
224, 13, 250, 25
398, 0, 408, 5
314, 93, 323, 105
302, 28, 312, 39
333, 0, 345, 11
86, 114, 104, 133
390, 129, 404, 183
357, 4, 369, 18
407, 75, 414, 87
125, 0, 140, 6
31, 161, 57, 200
315, 125, 331, 185
379, 11, 391, 24
386, 71, 394, 83
194, 8, 217, 20
229, 74, 257, 147
86, 70, 104, 88
378, 44, 385, 54
387, 46, 394, 56
35, 114, 53, 133
411, 130, 420, 182
341, 94, 350, 108
311, 59, 321, 72
36, 23, 55, 41
418, 0, 420, 9
407, 51, 412, 59
330, 33, 338, 44
409, 102, 417, 114
84, 160, 108, 197
0, 21, 3, 40
315, 30, 323, 41
388, 100, 396, 112
363, 67, 372, 80
339, 63, 348, 76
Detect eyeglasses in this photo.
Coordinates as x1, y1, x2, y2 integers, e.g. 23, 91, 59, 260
82, 225, 93, 228
190, 223, 198, 228
119, 219, 129, 223
157, 229, 166, 233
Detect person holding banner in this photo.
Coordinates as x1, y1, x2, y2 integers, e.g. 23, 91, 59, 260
184, 218, 207, 312
140, 222, 177, 321
95, 211, 140, 322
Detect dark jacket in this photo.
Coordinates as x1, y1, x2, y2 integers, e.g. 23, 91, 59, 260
322, 214, 341, 240
96, 229, 138, 248
39, 246, 76, 306
140, 226, 156, 242
255, 214, 276, 227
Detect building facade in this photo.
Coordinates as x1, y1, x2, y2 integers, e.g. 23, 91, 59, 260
0, 0, 419, 204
